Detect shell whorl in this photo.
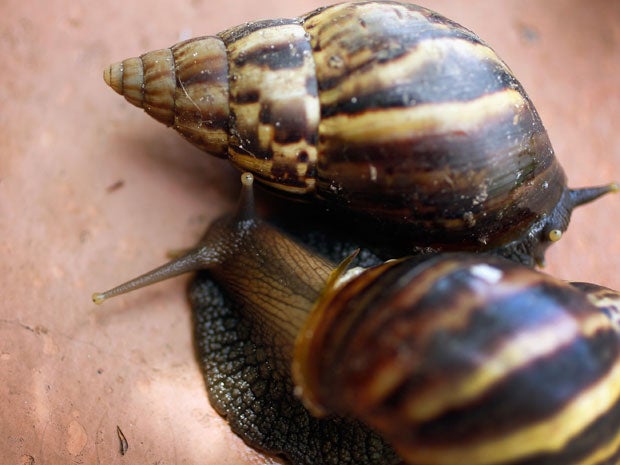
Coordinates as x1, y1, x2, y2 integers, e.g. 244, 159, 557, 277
294, 254, 620, 465
303, 2, 566, 252
104, 36, 230, 157
104, 2, 567, 248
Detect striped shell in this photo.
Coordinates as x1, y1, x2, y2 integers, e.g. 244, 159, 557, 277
104, 1, 616, 266
293, 254, 620, 465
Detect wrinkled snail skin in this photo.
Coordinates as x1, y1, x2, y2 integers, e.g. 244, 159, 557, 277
93, 173, 400, 465
103, 1, 617, 267
94, 174, 620, 465
93, 173, 333, 356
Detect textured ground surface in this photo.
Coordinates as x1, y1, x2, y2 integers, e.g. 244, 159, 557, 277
2, 0, 619, 464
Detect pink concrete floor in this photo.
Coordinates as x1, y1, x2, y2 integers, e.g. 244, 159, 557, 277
2, 0, 619, 464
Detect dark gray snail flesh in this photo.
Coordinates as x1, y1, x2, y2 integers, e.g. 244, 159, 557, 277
94, 173, 400, 465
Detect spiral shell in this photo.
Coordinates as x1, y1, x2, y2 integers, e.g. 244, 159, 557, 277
294, 254, 620, 465
103, 2, 618, 265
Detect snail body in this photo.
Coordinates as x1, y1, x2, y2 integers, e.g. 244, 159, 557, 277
103, 1, 616, 266
95, 174, 400, 465
94, 174, 620, 465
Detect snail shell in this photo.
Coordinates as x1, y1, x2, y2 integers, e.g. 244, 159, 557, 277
103, 1, 617, 266
94, 173, 620, 465
294, 254, 620, 465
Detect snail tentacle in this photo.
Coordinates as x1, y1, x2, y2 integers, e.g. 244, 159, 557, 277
92, 173, 259, 304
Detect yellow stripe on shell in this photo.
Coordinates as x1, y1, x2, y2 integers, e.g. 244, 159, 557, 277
174, 126, 229, 156
226, 22, 319, 190
229, 149, 316, 194
405, 307, 614, 423
401, 348, 620, 465
319, 89, 526, 144
342, 259, 471, 408
573, 424, 620, 465
258, 178, 316, 195
303, 2, 433, 52
227, 24, 317, 106
226, 23, 303, 61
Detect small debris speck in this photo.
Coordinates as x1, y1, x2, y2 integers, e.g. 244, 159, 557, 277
117, 425, 128, 455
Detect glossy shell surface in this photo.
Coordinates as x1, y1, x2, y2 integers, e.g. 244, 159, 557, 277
295, 254, 620, 465
105, 1, 566, 254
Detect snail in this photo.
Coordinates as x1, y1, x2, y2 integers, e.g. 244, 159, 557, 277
94, 173, 620, 465
103, 1, 617, 266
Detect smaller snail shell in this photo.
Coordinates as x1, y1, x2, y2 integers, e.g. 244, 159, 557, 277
294, 254, 620, 465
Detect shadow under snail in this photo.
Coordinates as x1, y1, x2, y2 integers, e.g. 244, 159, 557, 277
102, 1, 617, 267
94, 172, 620, 465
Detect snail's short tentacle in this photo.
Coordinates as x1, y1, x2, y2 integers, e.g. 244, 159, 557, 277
569, 182, 619, 208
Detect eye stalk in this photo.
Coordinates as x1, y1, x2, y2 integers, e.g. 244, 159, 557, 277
528, 182, 619, 268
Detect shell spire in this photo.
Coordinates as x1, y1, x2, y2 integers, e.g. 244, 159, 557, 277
103, 51, 176, 125
103, 37, 231, 157
102, 62, 124, 95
